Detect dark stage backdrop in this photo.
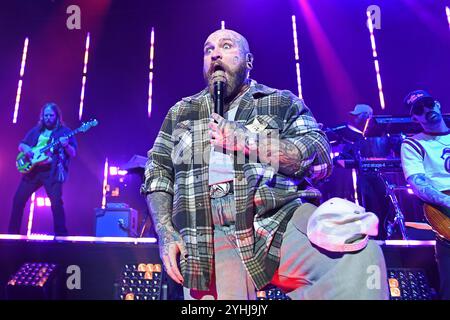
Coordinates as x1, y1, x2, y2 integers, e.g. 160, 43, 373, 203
0, 0, 449, 235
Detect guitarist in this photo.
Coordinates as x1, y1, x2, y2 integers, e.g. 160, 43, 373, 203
8, 103, 77, 236
400, 90, 450, 300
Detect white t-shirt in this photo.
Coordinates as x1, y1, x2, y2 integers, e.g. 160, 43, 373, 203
400, 131, 450, 191
208, 88, 249, 185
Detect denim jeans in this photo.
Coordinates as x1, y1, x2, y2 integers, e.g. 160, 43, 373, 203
184, 195, 389, 300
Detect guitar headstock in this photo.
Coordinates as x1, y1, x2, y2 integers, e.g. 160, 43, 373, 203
79, 119, 99, 132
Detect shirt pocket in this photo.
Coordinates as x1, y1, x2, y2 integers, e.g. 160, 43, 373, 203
247, 115, 283, 137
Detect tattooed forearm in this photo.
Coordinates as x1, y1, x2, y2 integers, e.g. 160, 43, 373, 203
146, 192, 181, 245
277, 139, 302, 175
251, 135, 302, 176
407, 174, 450, 208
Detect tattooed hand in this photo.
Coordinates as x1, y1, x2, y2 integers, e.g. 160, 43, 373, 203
157, 224, 188, 285
209, 113, 248, 152
209, 113, 303, 176
147, 192, 187, 285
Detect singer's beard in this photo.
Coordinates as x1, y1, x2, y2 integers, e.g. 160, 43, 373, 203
205, 63, 248, 104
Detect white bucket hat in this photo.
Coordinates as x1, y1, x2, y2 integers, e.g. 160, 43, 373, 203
307, 198, 379, 252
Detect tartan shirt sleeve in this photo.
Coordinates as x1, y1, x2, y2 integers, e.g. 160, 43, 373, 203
141, 104, 178, 196
280, 93, 333, 182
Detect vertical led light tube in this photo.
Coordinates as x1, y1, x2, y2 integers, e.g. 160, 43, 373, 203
148, 27, 155, 118
291, 15, 303, 99
352, 169, 359, 206
26, 192, 36, 236
79, 32, 91, 120
366, 11, 385, 109
13, 38, 29, 124
101, 158, 109, 209
446, 6, 450, 29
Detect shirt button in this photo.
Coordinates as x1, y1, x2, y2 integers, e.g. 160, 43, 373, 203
238, 235, 246, 241
236, 174, 244, 181
197, 202, 202, 207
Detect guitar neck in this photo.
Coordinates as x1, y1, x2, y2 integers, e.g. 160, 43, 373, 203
40, 128, 80, 153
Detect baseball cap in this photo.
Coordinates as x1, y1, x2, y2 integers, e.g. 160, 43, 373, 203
403, 90, 435, 115
306, 198, 379, 252
349, 104, 373, 116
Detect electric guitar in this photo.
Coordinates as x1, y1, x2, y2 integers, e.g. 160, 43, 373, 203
423, 190, 450, 241
16, 119, 98, 174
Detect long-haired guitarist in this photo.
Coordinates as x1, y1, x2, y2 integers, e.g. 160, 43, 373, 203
8, 102, 77, 236
400, 90, 450, 300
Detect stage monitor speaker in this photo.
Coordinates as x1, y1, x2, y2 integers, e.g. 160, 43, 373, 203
95, 204, 138, 237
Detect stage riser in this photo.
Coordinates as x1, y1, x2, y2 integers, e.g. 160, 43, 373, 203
0, 240, 439, 300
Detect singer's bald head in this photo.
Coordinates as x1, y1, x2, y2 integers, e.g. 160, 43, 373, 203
203, 29, 254, 103
203, 29, 251, 55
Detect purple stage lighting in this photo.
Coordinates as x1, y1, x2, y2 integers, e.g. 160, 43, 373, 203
446, 6, 450, 30
366, 10, 386, 110
148, 27, 155, 118
36, 197, 51, 207
12, 37, 29, 124
291, 15, 303, 99
26, 192, 36, 236
79, 32, 91, 121
102, 158, 109, 209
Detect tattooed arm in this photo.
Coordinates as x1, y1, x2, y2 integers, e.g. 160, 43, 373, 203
209, 110, 331, 178
248, 135, 302, 176
146, 191, 187, 284
407, 173, 450, 208
208, 114, 302, 176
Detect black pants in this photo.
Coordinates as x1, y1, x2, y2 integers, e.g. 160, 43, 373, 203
9, 167, 68, 236
436, 237, 450, 300
358, 173, 391, 239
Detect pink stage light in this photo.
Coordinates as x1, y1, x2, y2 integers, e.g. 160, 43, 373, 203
36, 197, 45, 207
352, 169, 359, 206
79, 32, 91, 121
366, 10, 386, 109
109, 166, 118, 176
296, 1, 357, 109
101, 158, 109, 209
446, 6, 450, 29
35, 197, 51, 207
12, 38, 29, 124
384, 240, 436, 246
26, 192, 36, 236
291, 15, 303, 99
148, 27, 155, 118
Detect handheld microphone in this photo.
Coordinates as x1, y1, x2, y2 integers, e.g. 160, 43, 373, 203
212, 70, 227, 117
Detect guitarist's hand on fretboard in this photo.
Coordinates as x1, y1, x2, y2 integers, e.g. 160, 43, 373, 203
59, 136, 69, 147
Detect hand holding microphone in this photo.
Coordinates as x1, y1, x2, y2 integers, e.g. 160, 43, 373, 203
212, 70, 227, 117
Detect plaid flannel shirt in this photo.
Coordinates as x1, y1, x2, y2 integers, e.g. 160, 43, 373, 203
142, 80, 332, 290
